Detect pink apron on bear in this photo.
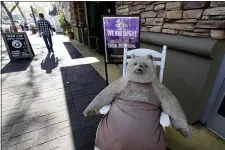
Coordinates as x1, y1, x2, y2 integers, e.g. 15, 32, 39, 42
96, 81, 166, 150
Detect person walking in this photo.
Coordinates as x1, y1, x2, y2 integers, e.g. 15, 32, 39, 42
37, 13, 54, 53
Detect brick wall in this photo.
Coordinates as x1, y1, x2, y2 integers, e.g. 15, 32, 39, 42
61, 2, 71, 23
116, 1, 225, 39
68, 2, 75, 25
72, 2, 87, 27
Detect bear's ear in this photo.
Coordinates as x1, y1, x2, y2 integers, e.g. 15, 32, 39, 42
131, 53, 136, 59
147, 55, 154, 61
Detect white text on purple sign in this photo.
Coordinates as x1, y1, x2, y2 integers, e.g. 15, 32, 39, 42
108, 43, 137, 49
107, 30, 138, 37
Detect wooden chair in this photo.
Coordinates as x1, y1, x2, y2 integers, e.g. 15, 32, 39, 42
99, 45, 170, 127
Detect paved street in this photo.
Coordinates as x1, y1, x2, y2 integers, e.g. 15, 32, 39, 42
1, 32, 105, 150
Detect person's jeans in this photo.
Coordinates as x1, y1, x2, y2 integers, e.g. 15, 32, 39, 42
42, 35, 53, 51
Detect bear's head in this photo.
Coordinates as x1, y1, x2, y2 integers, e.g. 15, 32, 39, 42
125, 54, 158, 83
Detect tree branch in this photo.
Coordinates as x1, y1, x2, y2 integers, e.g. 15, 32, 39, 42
1, 1, 18, 32
10, 1, 19, 13
17, 5, 27, 24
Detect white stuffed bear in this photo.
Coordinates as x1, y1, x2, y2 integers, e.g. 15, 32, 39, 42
84, 55, 191, 150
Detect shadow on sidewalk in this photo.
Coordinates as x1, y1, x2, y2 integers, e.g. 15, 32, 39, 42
63, 42, 83, 59
2, 65, 50, 149
41, 53, 59, 74
2, 42, 106, 149
1, 59, 32, 74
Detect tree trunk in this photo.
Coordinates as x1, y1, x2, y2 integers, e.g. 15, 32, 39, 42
1, 2, 17, 32
17, 5, 27, 24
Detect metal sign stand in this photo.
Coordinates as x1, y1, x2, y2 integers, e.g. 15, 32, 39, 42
104, 44, 127, 86
122, 44, 127, 76
104, 52, 109, 86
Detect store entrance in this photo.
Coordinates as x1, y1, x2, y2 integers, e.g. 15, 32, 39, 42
206, 77, 225, 139
86, 2, 116, 54
203, 54, 225, 139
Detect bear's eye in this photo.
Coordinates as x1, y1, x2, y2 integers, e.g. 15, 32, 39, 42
134, 63, 137, 66
143, 63, 148, 68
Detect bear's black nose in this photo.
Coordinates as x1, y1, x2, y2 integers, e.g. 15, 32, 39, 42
138, 69, 143, 72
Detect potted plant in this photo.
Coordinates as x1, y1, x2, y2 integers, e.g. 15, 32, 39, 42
31, 27, 36, 34
59, 11, 74, 39
66, 28, 74, 39
30, 24, 36, 34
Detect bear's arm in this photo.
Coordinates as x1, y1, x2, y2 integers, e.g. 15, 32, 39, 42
84, 77, 127, 116
153, 81, 191, 138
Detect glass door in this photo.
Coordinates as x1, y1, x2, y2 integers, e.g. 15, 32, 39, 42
206, 78, 225, 139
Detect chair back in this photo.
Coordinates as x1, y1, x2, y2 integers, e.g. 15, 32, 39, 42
122, 45, 167, 83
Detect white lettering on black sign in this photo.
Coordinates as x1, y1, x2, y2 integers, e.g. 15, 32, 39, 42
4, 33, 32, 59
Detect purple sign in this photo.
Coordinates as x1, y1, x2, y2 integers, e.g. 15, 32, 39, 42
103, 16, 140, 63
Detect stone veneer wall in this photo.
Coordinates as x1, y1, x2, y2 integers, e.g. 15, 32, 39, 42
115, 1, 225, 39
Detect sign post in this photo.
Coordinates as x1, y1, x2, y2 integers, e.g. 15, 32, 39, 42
2, 32, 35, 61
102, 15, 140, 85
122, 44, 128, 76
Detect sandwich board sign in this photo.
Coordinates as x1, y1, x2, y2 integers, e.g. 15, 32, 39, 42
2, 32, 35, 61
102, 15, 140, 85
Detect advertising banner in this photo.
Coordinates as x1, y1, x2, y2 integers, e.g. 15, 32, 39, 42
103, 16, 140, 63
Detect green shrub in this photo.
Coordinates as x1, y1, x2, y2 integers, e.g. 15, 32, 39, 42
59, 11, 72, 33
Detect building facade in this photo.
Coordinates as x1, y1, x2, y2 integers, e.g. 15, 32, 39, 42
61, 1, 225, 51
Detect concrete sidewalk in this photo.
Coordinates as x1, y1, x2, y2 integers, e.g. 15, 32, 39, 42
1, 32, 106, 150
